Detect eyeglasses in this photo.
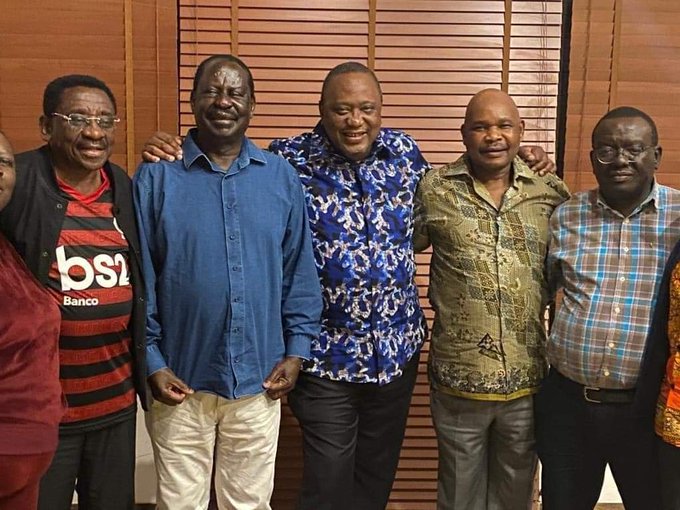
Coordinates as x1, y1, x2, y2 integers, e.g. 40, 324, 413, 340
52, 112, 120, 130
593, 145, 655, 164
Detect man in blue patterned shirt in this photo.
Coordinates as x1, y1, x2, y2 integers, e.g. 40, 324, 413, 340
143, 60, 555, 510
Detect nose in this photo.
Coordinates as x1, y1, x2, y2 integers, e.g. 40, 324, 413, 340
484, 126, 502, 141
214, 92, 234, 108
347, 109, 362, 127
81, 119, 106, 139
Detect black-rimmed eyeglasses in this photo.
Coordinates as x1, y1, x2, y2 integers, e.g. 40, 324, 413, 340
593, 145, 655, 164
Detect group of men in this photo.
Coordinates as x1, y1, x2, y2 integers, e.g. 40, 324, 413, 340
1, 52, 676, 510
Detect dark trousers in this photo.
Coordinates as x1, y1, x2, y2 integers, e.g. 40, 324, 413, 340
288, 352, 420, 510
658, 436, 680, 510
0, 451, 54, 510
37, 415, 136, 510
535, 369, 660, 510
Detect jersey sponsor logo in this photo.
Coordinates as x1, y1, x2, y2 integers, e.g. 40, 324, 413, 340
63, 296, 100, 306
56, 246, 130, 292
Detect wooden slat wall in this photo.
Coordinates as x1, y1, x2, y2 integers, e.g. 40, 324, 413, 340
0, 0, 178, 174
565, 0, 680, 192
178, 2, 562, 508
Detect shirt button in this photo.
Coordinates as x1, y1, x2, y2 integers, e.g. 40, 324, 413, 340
232, 266, 241, 272
623, 246, 629, 253
233, 296, 241, 303
233, 327, 240, 333
41, 251, 49, 257
603, 370, 610, 377
234, 357, 240, 363
614, 306, 620, 314
623, 218, 630, 224
229, 234, 236, 240
226, 204, 233, 209
608, 342, 615, 348
619, 276, 625, 282
56, 203, 63, 210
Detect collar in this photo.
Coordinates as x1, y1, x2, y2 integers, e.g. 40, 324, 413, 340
310, 122, 395, 163
595, 180, 661, 214
182, 128, 267, 173
440, 153, 536, 186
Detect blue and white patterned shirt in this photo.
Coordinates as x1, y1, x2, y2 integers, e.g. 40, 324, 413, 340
269, 123, 429, 384
547, 183, 680, 389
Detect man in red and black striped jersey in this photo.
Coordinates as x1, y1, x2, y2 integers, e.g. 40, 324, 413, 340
0, 75, 148, 510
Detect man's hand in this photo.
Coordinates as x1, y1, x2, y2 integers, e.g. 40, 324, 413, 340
518, 145, 556, 176
263, 356, 303, 400
148, 367, 194, 406
142, 131, 183, 163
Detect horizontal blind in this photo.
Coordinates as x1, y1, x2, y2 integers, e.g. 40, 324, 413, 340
178, 2, 562, 508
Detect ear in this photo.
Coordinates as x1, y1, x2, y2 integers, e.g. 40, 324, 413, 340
654, 146, 663, 169
518, 119, 525, 141
589, 149, 597, 172
39, 115, 51, 142
318, 100, 324, 119
249, 96, 256, 119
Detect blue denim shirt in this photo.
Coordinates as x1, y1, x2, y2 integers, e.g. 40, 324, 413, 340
270, 123, 428, 385
134, 130, 322, 399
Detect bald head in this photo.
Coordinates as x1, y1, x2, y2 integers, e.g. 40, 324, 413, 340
461, 88, 524, 176
464, 89, 520, 125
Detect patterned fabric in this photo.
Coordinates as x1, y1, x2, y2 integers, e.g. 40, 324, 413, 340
415, 154, 569, 400
548, 183, 680, 388
656, 262, 680, 445
269, 123, 428, 385
46, 172, 135, 427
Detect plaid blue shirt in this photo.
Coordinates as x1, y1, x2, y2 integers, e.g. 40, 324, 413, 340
547, 183, 680, 388
269, 123, 428, 384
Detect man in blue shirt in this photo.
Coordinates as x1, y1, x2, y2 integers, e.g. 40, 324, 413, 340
143, 61, 555, 510
133, 54, 322, 510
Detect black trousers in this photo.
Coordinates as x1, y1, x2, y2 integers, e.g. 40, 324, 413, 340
535, 369, 660, 510
658, 436, 680, 510
288, 352, 420, 510
37, 414, 136, 510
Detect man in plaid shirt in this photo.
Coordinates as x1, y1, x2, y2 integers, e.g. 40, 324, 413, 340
537, 106, 680, 510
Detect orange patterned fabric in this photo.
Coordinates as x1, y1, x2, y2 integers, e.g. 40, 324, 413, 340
655, 262, 680, 445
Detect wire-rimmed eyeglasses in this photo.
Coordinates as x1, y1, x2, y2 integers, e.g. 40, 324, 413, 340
52, 112, 120, 131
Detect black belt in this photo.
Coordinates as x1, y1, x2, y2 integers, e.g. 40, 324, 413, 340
551, 369, 635, 405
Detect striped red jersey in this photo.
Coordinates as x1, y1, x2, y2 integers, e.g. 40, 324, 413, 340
47, 170, 136, 430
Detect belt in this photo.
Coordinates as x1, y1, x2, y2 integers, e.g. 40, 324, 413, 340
551, 369, 635, 405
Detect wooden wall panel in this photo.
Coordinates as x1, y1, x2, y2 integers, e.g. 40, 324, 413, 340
0, 0, 178, 174
176, 2, 562, 508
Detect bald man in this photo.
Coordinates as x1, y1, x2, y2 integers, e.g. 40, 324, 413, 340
415, 89, 569, 509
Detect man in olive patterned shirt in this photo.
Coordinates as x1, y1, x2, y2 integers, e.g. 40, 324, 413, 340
415, 89, 569, 510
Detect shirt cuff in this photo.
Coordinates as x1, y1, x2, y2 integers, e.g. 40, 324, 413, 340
146, 344, 168, 376
285, 334, 312, 360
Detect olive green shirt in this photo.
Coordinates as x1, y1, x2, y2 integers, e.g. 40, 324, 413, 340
415, 154, 569, 401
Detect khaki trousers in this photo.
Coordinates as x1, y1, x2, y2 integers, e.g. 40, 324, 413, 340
148, 391, 281, 510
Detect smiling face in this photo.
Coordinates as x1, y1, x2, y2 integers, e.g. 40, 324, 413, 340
191, 59, 255, 149
0, 133, 16, 212
319, 71, 382, 162
591, 116, 660, 213
40, 86, 116, 175
461, 89, 524, 176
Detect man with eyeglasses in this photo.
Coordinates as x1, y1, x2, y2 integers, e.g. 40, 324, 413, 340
536, 106, 680, 509
0, 74, 148, 510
